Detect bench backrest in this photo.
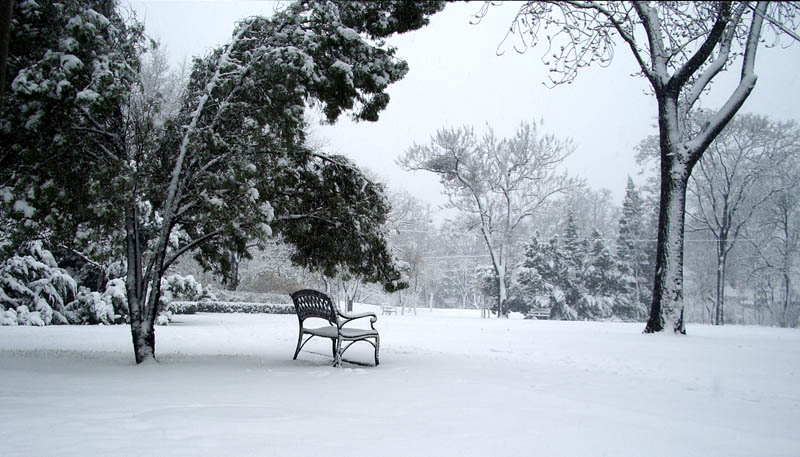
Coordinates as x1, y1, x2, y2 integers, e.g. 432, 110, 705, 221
290, 289, 337, 326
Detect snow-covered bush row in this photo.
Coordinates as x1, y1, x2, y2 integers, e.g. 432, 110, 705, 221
169, 301, 293, 315
211, 290, 292, 305
1, 243, 215, 326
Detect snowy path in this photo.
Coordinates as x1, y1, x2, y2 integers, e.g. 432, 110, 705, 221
1, 309, 799, 456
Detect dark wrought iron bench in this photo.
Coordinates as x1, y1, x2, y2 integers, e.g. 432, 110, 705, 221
290, 289, 380, 367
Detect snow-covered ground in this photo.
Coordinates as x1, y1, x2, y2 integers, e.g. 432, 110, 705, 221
1, 306, 799, 457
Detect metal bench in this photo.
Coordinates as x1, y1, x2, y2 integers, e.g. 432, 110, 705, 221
525, 308, 551, 320
290, 289, 380, 367
381, 305, 397, 315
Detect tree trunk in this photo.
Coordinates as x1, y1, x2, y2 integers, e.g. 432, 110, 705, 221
0, 0, 12, 101
225, 250, 240, 291
398, 290, 404, 315
782, 270, 791, 327
130, 317, 156, 363
781, 217, 792, 326
125, 204, 158, 364
715, 236, 729, 326
496, 265, 507, 318
645, 162, 689, 334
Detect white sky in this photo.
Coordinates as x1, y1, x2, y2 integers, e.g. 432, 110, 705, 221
127, 0, 800, 214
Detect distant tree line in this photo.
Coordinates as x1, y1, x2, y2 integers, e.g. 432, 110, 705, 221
170, 111, 800, 328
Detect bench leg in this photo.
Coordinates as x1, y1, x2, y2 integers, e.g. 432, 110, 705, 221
333, 335, 343, 367
292, 330, 303, 360
374, 334, 380, 366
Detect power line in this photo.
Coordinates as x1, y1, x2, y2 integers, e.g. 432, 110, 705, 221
397, 228, 781, 244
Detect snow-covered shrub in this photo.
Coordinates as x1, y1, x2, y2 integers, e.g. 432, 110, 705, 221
0, 308, 17, 326
161, 274, 215, 302
157, 274, 217, 325
67, 287, 121, 325
576, 295, 615, 320
549, 288, 578, 321
0, 241, 77, 325
15, 305, 45, 326
102, 278, 128, 319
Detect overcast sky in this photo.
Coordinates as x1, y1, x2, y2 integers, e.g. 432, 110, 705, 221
128, 0, 800, 215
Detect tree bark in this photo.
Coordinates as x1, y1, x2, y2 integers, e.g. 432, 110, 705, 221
782, 270, 791, 327
0, 0, 12, 101
496, 267, 507, 318
714, 238, 728, 326
782, 214, 792, 327
125, 202, 157, 364
226, 250, 240, 291
645, 158, 689, 334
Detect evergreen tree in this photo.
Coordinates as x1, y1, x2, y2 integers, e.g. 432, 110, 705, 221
0, 0, 144, 252
1, 0, 446, 363
616, 177, 653, 319
518, 213, 589, 321
558, 211, 588, 318
584, 229, 641, 320
520, 213, 642, 321
516, 233, 551, 313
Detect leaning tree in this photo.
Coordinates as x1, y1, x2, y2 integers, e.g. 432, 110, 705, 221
478, 1, 800, 333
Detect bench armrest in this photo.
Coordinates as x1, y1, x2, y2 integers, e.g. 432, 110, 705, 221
338, 310, 378, 328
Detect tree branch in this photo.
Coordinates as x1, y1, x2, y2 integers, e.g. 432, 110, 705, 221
163, 229, 225, 271
685, 2, 766, 164
668, 2, 732, 92
683, 3, 746, 113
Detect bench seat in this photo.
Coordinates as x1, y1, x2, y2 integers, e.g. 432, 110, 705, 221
305, 326, 379, 339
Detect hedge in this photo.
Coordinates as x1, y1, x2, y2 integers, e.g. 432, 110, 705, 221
170, 301, 295, 315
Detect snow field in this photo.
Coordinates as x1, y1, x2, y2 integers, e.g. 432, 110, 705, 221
1, 306, 799, 457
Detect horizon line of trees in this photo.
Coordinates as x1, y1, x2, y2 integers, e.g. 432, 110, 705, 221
185, 110, 799, 328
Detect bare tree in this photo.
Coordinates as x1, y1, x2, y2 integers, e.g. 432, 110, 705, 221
685, 114, 799, 325
745, 148, 800, 327
400, 121, 578, 317
434, 220, 487, 310
560, 186, 622, 239
479, 1, 800, 333
386, 190, 438, 315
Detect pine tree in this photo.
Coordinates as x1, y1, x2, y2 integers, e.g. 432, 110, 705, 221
517, 233, 550, 310
1, 0, 446, 363
560, 210, 590, 319
617, 177, 652, 320
585, 229, 641, 320
0, 0, 144, 251
518, 212, 587, 321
